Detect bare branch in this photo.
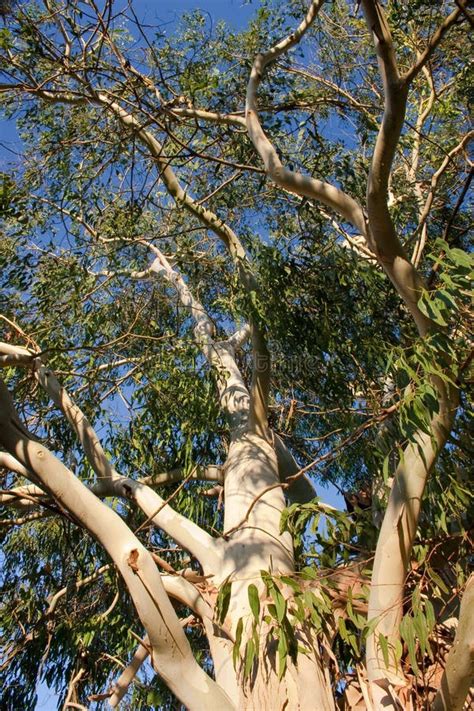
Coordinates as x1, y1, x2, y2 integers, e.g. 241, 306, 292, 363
246, 0, 368, 237
0, 378, 234, 710
143, 243, 253, 436
109, 574, 218, 708
248, 322, 271, 439
273, 433, 317, 504
63, 667, 86, 711
0, 344, 221, 571
34, 359, 121, 484
166, 106, 246, 128
0, 450, 35, 479
108, 636, 150, 708
360, 0, 434, 335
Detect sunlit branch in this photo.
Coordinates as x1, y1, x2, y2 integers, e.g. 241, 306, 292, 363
246, 0, 368, 237
0, 341, 221, 568
108, 636, 150, 708
0, 378, 234, 710
433, 574, 474, 711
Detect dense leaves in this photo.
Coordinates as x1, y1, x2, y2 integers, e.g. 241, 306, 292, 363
0, 0, 472, 708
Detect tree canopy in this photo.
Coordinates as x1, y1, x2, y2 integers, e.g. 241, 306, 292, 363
0, 1, 472, 709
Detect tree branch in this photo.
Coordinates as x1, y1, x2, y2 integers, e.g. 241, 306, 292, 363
0, 378, 234, 711
109, 575, 222, 708
246, 0, 367, 237
144, 243, 253, 437
433, 574, 474, 711
108, 636, 150, 708
0, 483, 48, 510
0, 450, 36, 479
402, 3, 468, 86
1, 343, 221, 571
360, 0, 434, 335
365, 379, 458, 702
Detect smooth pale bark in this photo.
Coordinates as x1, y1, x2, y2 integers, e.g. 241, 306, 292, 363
245, 0, 368, 238
273, 432, 317, 504
0, 450, 34, 478
31, 356, 220, 569
34, 359, 120, 482
211, 431, 336, 709
109, 574, 234, 707
0, 483, 48, 510
359, 2, 462, 705
360, 1, 433, 337
365, 385, 457, 686
221, 433, 293, 598
145, 240, 324, 706
109, 636, 150, 708
0, 379, 234, 711
95, 475, 221, 574
433, 575, 474, 711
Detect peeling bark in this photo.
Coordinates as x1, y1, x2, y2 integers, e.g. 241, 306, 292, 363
433, 575, 474, 711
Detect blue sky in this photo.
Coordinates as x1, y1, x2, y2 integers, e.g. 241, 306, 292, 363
0, 2, 345, 707
0, 0, 255, 164
27, 2, 264, 709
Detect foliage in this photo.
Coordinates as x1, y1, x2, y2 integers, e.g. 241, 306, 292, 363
0, 0, 472, 708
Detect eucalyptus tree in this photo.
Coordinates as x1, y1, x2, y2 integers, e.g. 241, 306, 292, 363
0, 1, 472, 710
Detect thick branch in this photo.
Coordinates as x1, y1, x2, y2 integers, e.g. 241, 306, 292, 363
145, 244, 253, 438
0, 450, 36, 479
248, 322, 271, 439
109, 636, 150, 708
361, 0, 433, 336
273, 433, 317, 504
433, 574, 474, 711
366, 380, 459, 701
245, 0, 367, 237
109, 575, 223, 708
95, 475, 221, 574
35, 359, 120, 484
2, 345, 220, 572
0, 379, 233, 710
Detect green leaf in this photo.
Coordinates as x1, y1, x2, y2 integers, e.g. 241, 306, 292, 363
248, 584, 260, 621
338, 617, 348, 642
233, 618, 243, 670
244, 639, 256, 679
400, 616, 419, 674
277, 630, 288, 680
424, 599, 435, 633
216, 578, 232, 624
448, 248, 472, 268
270, 586, 287, 624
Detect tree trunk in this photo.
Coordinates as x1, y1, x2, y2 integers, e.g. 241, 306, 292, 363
206, 432, 335, 709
